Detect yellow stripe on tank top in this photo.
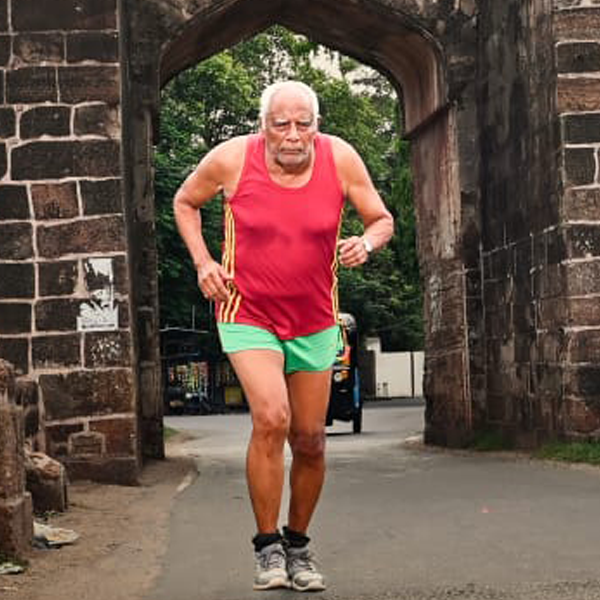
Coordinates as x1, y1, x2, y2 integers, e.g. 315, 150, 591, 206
329, 208, 343, 322
222, 203, 239, 323
220, 204, 234, 321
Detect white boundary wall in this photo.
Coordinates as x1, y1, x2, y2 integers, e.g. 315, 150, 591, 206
365, 337, 424, 398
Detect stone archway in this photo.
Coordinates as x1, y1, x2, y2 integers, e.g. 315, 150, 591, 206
2, 0, 597, 483
122, 0, 481, 452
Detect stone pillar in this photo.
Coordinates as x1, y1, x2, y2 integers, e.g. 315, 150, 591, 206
0, 359, 33, 560
0, 0, 145, 483
554, 1, 600, 439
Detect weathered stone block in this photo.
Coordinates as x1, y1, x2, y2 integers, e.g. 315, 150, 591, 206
554, 9, 600, 41
0, 338, 28, 375
0, 223, 33, 259
0, 106, 15, 136
112, 255, 129, 295
0, 494, 33, 560
532, 263, 566, 299
63, 457, 138, 485
85, 331, 131, 368
58, 66, 120, 104
45, 422, 84, 457
0, 304, 31, 334
563, 113, 600, 145
31, 181, 78, 220
566, 260, 600, 296
563, 187, 600, 221
566, 225, 600, 259
15, 379, 40, 440
0, 0, 6, 31
21, 106, 71, 139
557, 42, 600, 74
0, 34, 8, 66
13, 33, 64, 64
558, 78, 600, 112
0, 263, 34, 299
0, 185, 29, 220
80, 178, 122, 215
6, 67, 57, 103
38, 260, 78, 296
90, 417, 135, 455
0, 142, 6, 178
40, 369, 134, 420
24, 451, 68, 513
35, 299, 80, 332
568, 297, 600, 327
67, 32, 119, 63
74, 103, 120, 138
37, 216, 126, 258
12, 0, 117, 31
569, 330, 600, 364
70, 431, 104, 456
564, 398, 600, 435
33, 334, 81, 368
12, 140, 121, 180
564, 147, 596, 186
566, 366, 600, 397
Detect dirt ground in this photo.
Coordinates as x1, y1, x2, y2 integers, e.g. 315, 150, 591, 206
0, 436, 197, 600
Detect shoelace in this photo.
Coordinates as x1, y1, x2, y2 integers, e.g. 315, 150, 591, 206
289, 550, 316, 572
260, 546, 286, 570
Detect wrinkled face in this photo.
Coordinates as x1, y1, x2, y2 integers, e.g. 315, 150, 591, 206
262, 88, 318, 170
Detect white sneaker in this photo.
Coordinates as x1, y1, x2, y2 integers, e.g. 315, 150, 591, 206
253, 542, 290, 590
286, 546, 326, 592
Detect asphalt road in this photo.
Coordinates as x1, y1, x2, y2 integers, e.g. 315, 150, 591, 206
148, 401, 600, 600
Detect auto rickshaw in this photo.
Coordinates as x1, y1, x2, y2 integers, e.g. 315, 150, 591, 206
326, 312, 362, 433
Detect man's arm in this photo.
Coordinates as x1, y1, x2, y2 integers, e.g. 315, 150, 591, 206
173, 137, 244, 302
332, 137, 394, 268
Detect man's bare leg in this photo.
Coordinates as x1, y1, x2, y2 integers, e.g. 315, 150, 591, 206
228, 349, 290, 534
285, 369, 332, 534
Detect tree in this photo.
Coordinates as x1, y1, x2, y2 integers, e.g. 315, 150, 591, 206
155, 26, 423, 350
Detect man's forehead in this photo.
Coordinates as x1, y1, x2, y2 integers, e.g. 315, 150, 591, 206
268, 88, 313, 114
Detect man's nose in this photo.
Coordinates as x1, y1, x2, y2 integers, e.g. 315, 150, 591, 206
285, 123, 300, 139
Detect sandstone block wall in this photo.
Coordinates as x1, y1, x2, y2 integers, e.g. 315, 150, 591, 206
554, 0, 600, 437
0, 0, 142, 483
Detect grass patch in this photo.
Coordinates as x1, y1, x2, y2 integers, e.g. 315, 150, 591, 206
163, 426, 179, 441
536, 440, 600, 465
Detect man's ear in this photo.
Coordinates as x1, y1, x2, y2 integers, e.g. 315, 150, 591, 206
316, 115, 322, 129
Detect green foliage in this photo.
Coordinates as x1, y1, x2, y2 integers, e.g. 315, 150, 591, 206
536, 441, 600, 465
155, 25, 423, 350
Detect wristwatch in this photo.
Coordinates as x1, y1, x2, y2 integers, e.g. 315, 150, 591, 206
362, 236, 373, 254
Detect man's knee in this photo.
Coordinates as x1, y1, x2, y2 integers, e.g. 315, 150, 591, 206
252, 406, 291, 440
289, 430, 326, 461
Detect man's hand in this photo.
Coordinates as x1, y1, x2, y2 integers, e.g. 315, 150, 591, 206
338, 236, 370, 268
197, 260, 233, 302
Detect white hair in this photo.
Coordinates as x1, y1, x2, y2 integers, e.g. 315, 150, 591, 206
259, 81, 320, 126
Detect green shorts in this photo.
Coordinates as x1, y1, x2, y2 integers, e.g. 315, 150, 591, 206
217, 323, 343, 373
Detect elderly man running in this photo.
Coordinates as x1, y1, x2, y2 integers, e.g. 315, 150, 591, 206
174, 80, 393, 591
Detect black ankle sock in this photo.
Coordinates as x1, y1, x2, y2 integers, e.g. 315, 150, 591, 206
252, 531, 282, 552
283, 526, 310, 548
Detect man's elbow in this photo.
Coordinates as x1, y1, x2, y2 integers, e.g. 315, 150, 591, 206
382, 211, 395, 242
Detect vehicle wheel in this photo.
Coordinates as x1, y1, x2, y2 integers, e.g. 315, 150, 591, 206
352, 408, 362, 434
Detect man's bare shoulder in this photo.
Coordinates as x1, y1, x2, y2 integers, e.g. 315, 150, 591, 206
328, 134, 363, 176
204, 135, 249, 172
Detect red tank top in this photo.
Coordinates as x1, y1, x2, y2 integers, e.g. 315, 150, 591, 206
216, 133, 344, 340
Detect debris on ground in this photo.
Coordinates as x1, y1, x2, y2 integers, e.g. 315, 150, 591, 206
0, 562, 25, 575
33, 522, 79, 549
